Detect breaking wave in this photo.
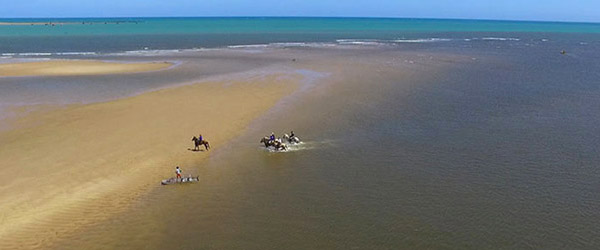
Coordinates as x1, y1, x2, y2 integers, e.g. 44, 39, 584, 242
0, 36, 529, 58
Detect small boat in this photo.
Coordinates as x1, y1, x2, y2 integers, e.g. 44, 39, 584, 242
161, 176, 199, 185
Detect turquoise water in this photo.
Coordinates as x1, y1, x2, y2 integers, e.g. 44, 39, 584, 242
1, 18, 600, 37
1, 17, 599, 54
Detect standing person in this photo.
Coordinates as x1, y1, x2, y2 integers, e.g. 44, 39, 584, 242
175, 166, 182, 179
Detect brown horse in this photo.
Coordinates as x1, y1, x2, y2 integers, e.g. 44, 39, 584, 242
259, 137, 287, 151
260, 137, 271, 148
192, 137, 210, 151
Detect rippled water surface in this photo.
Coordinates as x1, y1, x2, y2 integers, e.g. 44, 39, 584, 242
37, 36, 600, 249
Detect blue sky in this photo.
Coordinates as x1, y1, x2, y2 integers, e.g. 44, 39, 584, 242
1, 0, 598, 23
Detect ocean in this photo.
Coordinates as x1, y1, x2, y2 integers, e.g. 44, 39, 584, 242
1, 17, 600, 55
1, 18, 600, 249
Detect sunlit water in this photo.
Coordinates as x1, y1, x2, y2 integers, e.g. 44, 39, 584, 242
34, 34, 600, 249
2, 18, 600, 248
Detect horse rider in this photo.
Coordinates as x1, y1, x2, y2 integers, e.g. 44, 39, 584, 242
270, 132, 276, 142
175, 166, 182, 179
198, 134, 203, 142
290, 131, 295, 139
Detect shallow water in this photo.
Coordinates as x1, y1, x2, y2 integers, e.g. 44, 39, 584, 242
2, 18, 600, 247
31, 38, 600, 249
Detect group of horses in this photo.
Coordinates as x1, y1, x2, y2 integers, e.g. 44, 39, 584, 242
260, 133, 301, 151
191, 132, 300, 152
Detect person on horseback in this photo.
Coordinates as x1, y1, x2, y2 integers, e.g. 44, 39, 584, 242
198, 134, 203, 142
270, 132, 275, 142
175, 166, 182, 179
290, 131, 295, 139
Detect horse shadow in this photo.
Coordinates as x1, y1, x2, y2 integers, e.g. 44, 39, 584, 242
187, 148, 206, 152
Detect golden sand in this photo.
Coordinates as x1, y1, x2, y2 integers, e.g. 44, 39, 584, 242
0, 73, 299, 249
0, 60, 173, 77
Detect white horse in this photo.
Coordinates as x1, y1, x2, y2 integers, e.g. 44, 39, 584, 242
161, 175, 199, 185
260, 137, 288, 151
283, 134, 301, 144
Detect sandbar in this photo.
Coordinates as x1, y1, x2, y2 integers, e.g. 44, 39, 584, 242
0, 73, 299, 249
0, 60, 173, 77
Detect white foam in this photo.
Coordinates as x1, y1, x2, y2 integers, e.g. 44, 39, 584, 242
480, 37, 520, 41
261, 142, 307, 153
122, 49, 182, 55
1, 51, 97, 57
309, 43, 338, 47
263, 139, 339, 153
227, 44, 270, 49
336, 39, 385, 45
221, 42, 340, 50
55, 52, 98, 56
393, 38, 452, 43
273, 42, 339, 48
270, 42, 309, 47
15, 52, 53, 56
107, 48, 211, 56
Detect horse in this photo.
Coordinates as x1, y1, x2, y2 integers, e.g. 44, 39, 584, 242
277, 142, 288, 151
260, 137, 271, 148
283, 133, 301, 144
260, 137, 287, 151
161, 175, 200, 185
192, 137, 210, 151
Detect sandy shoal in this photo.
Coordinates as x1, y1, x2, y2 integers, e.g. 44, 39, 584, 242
0, 60, 173, 77
0, 73, 299, 249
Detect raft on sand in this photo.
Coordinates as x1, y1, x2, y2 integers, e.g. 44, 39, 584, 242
161, 176, 199, 185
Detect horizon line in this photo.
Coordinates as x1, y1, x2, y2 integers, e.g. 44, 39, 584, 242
0, 16, 599, 25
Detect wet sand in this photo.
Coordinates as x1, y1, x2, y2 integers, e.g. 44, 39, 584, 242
0, 72, 299, 249
0, 60, 173, 77
0, 47, 478, 249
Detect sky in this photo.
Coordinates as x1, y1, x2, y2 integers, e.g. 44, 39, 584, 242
0, 0, 598, 23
